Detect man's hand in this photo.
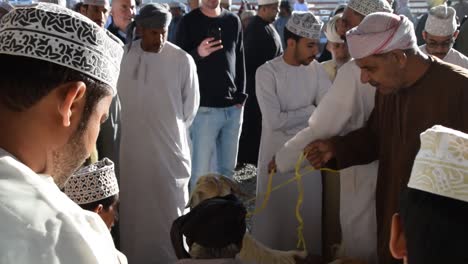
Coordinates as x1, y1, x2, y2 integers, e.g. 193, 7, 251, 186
197, 37, 223, 58
268, 156, 277, 174
304, 139, 336, 169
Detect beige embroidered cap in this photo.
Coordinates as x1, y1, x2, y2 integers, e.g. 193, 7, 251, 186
408, 125, 468, 202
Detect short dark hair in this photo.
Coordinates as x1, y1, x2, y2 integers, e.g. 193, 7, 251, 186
283, 27, 302, 48
0, 54, 111, 133
80, 193, 119, 212
280, 0, 291, 10
74, 2, 83, 12
399, 187, 468, 264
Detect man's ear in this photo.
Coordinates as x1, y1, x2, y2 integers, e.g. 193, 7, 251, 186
453, 30, 459, 40
286, 38, 296, 49
391, 50, 408, 68
57, 81, 86, 128
422, 30, 427, 42
79, 5, 87, 15
93, 204, 104, 214
326, 42, 332, 53
389, 213, 408, 260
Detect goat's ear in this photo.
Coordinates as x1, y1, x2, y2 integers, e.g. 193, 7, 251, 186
218, 175, 247, 197
186, 192, 197, 208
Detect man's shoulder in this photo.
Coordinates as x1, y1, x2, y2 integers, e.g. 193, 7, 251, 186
182, 8, 201, 20
256, 56, 283, 76
448, 48, 468, 62
248, 17, 272, 33
166, 42, 195, 62
179, 9, 205, 27
0, 153, 104, 236
221, 10, 241, 21
429, 57, 468, 85
337, 60, 360, 76
320, 60, 335, 73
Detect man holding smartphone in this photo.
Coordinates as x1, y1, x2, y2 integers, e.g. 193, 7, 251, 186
176, 0, 246, 190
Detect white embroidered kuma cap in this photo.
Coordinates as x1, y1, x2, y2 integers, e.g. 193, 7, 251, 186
258, 0, 279, 6
425, 5, 457, 37
0, 3, 123, 94
347, 0, 393, 16
286, 11, 323, 40
64, 158, 120, 205
408, 125, 468, 203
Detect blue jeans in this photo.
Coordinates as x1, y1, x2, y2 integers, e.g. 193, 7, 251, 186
190, 105, 243, 189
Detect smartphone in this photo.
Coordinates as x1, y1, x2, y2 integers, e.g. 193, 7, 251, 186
207, 27, 222, 43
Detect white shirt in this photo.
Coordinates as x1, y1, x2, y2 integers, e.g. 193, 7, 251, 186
0, 149, 118, 264
275, 60, 379, 263
252, 56, 330, 254
420, 45, 468, 69
118, 40, 199, 263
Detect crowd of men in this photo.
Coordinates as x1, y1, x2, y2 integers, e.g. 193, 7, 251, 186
0, 0, 467, 263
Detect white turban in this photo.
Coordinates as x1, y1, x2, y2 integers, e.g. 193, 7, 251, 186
347, 0, 393, 16
346, 12, 417, 59
425, 5, 457, 37
324, 14, 344, 43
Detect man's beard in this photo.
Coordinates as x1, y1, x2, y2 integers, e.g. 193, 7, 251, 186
51, 130, 89, 188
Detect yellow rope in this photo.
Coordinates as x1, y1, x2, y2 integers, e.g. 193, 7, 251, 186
246, 151, 338, 250
246, 167, 275, 217
294, 151, 306, 250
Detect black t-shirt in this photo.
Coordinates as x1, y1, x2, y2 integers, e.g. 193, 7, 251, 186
176, 8, 246, 107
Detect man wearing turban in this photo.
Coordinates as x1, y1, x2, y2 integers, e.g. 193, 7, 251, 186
321, 14, 351, 81
271, 0, 392, 262
117, 3, 199, 263
306, 12, 468, 264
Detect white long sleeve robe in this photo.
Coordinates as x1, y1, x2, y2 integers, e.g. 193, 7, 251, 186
420, 45, 468, 68
0, 149, 118, 264
118, 41, 199, 264
275, 60, 379, 263
252, 56, 330, 255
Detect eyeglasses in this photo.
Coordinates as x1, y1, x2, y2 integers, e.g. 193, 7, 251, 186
425, 39, 455, 49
